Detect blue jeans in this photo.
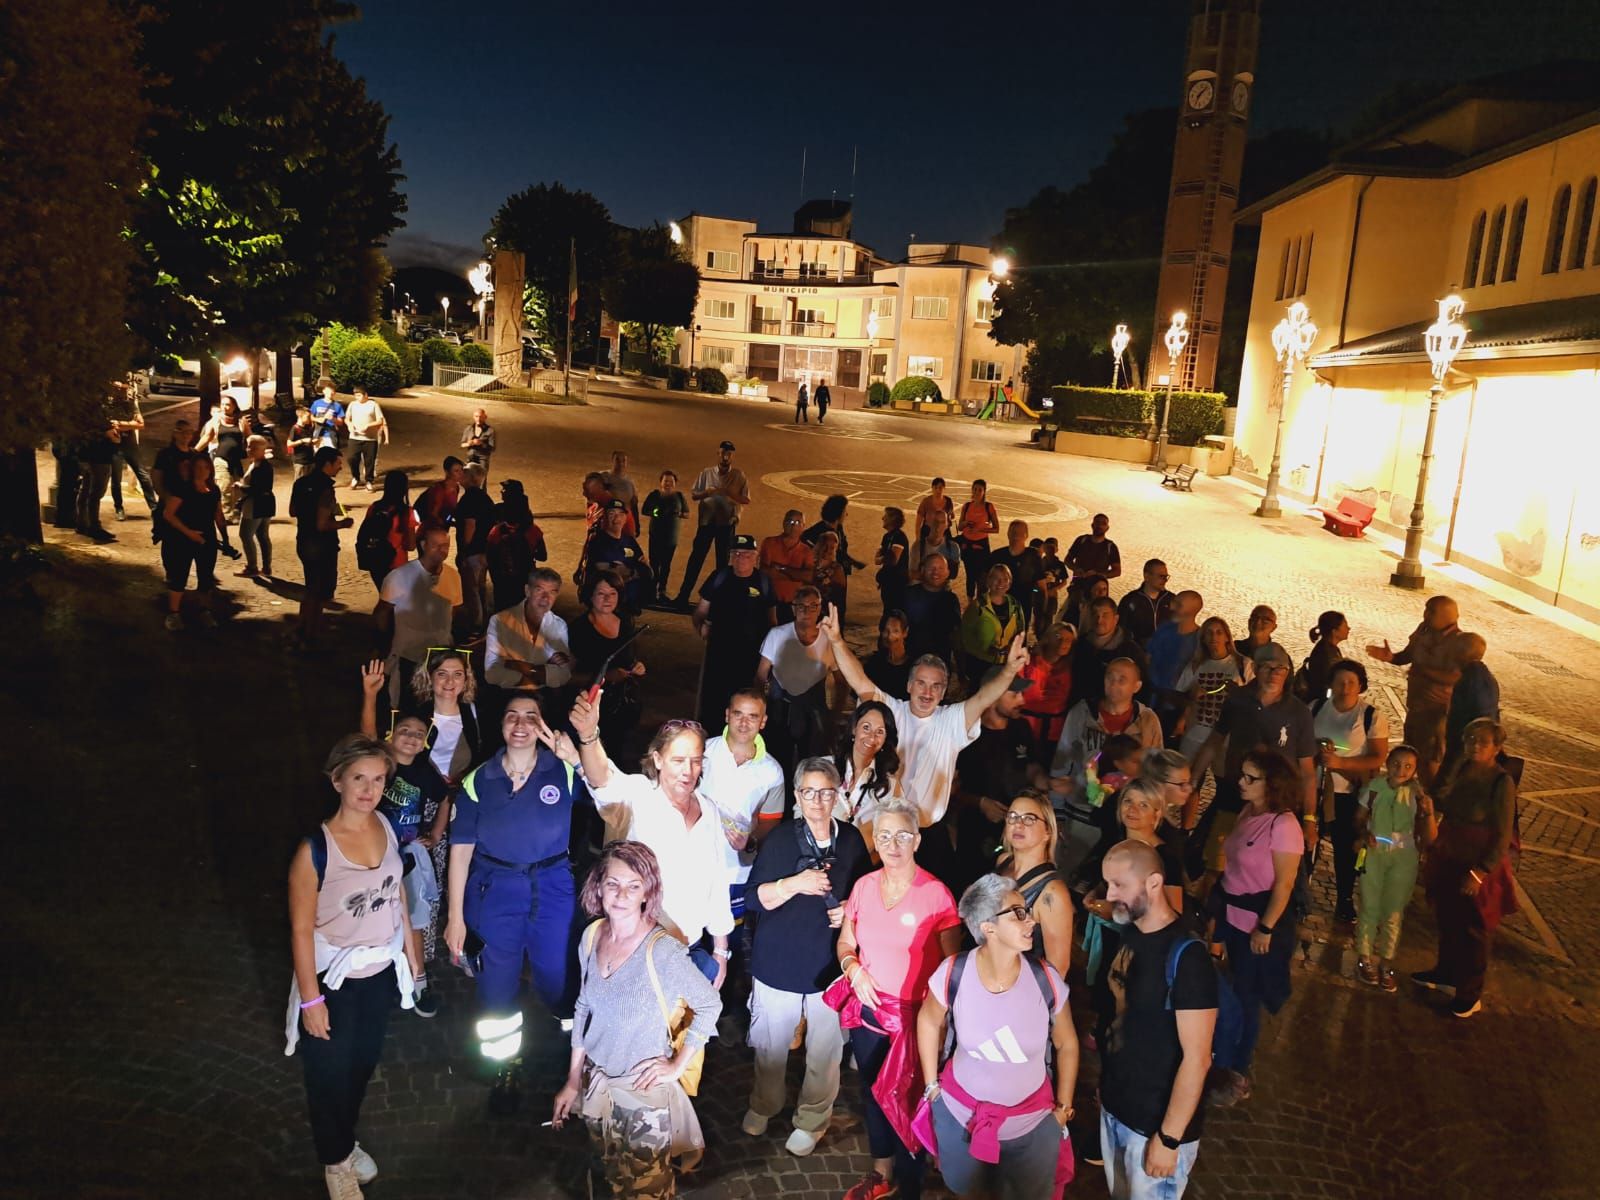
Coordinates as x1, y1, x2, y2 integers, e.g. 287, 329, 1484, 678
1101, 1110, 1199, 1199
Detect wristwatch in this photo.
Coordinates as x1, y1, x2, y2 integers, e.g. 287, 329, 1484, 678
1156, 1128, 1182, 1151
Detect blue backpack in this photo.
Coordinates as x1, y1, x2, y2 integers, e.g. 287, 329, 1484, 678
1165, 936, 1244, 1082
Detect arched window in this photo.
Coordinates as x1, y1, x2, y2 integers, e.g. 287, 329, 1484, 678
1462, 210, 1486, 287
1504, 198, 1528, 281
1481, 205, 1507, 286
1544, 184, 1571, 274
1570, 177, 1597, 269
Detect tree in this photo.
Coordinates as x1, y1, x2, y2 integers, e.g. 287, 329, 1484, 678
125, 0, 405, 411
606, 224, 700, 365
0, 0, 145, 542
489, 183, 616, 362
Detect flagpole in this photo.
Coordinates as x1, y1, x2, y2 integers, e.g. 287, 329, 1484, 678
565, 237, 576, 398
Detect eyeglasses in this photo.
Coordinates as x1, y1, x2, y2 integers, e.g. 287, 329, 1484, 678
797, 786, 839, 803
874, 830, 916, 848
659, 719, 704, 734
1161, 776, 1195, 791
1004, 811, 1044, 827
1240, 770, 1263, 784
996, 905, 1034, 924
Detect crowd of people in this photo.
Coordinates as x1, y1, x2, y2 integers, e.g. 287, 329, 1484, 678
88, 391, 1520, 1200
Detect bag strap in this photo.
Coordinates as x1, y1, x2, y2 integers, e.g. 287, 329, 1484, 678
307, 826, 328, 889
939, 949, 971, 1068
1015, 863, 1060, 908
642, 928, 675, 1034
1164, 936, 1205, 1010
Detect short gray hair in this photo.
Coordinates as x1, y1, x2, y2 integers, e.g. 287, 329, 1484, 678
464, 462, 487, 485
794, 756, 841, 789
959, 873, 1018, 946
873, 795, 920, 830
909, 654, 949, 680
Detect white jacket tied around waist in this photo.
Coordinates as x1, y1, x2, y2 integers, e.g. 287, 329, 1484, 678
283, 924, 415, 1055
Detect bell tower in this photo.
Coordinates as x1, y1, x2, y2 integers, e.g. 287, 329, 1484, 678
1147, 0, 1260, 393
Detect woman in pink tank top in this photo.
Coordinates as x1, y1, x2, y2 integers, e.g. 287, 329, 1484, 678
288, 734, 420, 1199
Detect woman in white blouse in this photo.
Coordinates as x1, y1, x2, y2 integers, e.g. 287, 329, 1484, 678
832, 700, 906, 856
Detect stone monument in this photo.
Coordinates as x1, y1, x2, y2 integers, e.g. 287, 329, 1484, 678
492, 249, 526, 386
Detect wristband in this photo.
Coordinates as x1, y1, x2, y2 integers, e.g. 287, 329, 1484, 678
299, 994, 326, 1011
923, 1082, 941, 1101
578, 733, 600, 746
1257, 923, 1274, 935
712, 947, 731, 960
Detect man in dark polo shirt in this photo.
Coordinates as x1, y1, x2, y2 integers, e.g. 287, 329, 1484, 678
1066, 512, 1121, 584
290, 445, 352, 647
692, 532, 776, 729
1188, 643, 1318, 871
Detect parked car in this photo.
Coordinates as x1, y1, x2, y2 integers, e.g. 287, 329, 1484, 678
149, 359, 202, 394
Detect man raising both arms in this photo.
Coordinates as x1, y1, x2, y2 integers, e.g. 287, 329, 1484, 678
812, 604, 1030, 887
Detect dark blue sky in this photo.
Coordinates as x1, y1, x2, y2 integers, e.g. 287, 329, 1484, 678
336, 0, 1600, 269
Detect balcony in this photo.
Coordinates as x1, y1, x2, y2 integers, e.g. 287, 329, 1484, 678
750, 266, 876, 286
748, 317, 836, 338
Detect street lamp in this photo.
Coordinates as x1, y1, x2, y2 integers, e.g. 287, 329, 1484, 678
441, 295, 450, 333
1256, 301, 1316, 517
1391, 295, 1468, 588
1152, 311, 1188, 470
990, 255, 1010, 279
1110, 323, 1131, 389
669, 221, 684, 246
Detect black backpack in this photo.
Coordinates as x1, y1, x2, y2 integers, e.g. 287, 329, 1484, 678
356, 505, 396, 572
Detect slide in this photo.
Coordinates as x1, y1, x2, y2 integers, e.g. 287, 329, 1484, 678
1006, 384, 1042, 419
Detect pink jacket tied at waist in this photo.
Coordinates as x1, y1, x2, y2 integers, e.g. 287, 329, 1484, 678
926, 1068, 1075, 1197
824, 977, 922, 1154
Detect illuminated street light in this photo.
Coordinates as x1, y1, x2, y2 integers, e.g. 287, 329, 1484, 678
1391, 295, 1468, 588
1110, 323, 1131, 389
669, 221, 684, 246
990, 255, 1010, 279
1256, 301, 1316, 517
441, 295, 450, 332
468, 261, 493, 340
1152, 312, 1188, 470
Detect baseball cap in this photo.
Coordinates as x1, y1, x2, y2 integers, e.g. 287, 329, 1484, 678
730, 533, 758, 552
982, 665, 1031, 693
719, 440, 736, 451
603, 498, 628, 512
1252, 642, 1293, 671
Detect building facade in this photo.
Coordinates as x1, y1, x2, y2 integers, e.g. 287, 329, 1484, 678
673, 203, 1026, 405
1233, 66, 1600, 622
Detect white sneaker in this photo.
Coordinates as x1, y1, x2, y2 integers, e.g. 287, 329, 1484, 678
349, 1143, 377, 1184
785, 1127, 822, 1156
740, 1108, 769, 1136
323, 1156, 364, 1200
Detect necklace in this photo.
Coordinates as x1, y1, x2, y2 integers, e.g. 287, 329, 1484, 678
600, 925, 646, 976
505, 753, 536, 788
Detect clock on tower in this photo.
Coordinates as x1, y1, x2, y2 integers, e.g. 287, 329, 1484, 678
1148, 0, 1261, 394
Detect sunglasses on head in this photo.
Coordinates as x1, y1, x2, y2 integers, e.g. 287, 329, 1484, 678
426, 646, 474, 665
659, 718, 704, 734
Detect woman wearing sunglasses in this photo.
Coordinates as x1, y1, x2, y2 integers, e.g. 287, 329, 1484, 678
833, 797, 963, 1200
917, 874, 1078, 1200
994, 790, 1073, 979
742, 758, 872, 1157
1211, 749, 1305, 1105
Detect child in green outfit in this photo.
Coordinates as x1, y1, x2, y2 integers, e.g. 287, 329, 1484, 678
1355, 745, 1437, 991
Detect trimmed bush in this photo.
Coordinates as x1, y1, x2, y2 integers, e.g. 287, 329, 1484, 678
694, 366, 728, 395
458, 341, 493, 370
866, 381, 891, 408
668, 365, 689, 390
1045, 384, 1225, 445
890, 376, 942, 404
419, 337, 459, 377
334, 337, 404, 396
377, 322, 421, 387
310, 323, 362, 380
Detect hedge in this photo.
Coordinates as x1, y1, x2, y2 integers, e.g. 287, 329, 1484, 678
694, 366, 728, 394
866, 381, 891, 407
334, 337, 404, 396
458, 341, 493, 370
668, 365, 689, 389
890, 376, 942, 404
419, 337, 459, 377
376, 322, 421, 387
1045, 384, 1225, 446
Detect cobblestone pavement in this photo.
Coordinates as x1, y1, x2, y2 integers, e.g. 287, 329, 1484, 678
8, 387, 1599, 1198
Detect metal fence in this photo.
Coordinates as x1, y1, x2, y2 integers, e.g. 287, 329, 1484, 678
432, 362, 588, 400
432, 363, 507, 392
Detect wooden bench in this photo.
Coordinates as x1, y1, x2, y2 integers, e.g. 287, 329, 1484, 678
1320, 495, 1375, 537
1160, 463, 1198, 491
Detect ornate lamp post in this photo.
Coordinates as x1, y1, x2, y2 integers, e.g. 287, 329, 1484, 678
1152, 311, 1188, 470
441, 295, 450, 334
1256, 301, 1316, 518
1110, 323, 1131, 389
1391, 295, 1468, 588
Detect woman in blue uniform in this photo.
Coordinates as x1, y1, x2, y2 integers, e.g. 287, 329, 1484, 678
445, 692, 584, 1115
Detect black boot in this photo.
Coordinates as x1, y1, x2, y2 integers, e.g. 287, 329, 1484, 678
488, 1061, 522, 1116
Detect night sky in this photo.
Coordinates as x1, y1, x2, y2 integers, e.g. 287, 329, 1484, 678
336, 0, 1600, 270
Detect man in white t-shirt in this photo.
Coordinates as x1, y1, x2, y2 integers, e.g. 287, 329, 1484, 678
700, 688, 786, 930
756, 586, 833, 774
376, 526, 463, 703
485, 566, 572, 694
816, 603, 1030, 886
344, 385, 388, 489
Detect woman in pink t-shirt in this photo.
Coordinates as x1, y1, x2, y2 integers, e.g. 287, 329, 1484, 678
835, 798, 962, 1200
1213, 749, 1305, 1103
917, 874, 1078, 1200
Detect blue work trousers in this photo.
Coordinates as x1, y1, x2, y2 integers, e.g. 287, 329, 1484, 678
464, 857, 578, 1020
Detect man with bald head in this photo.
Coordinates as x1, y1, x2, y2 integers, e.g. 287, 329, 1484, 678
1098, 840, 1216, 1198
